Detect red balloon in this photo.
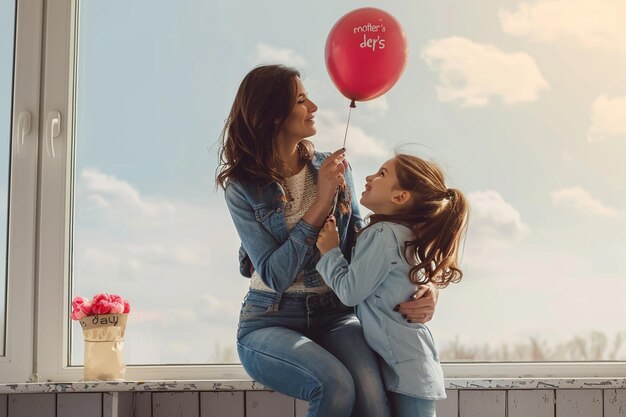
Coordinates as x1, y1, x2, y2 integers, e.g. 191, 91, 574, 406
325, 8, 408, 102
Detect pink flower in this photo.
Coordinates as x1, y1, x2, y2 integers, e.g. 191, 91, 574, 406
109, 294, 123, 304
92, 292, 112, 304
81, 300, 93, 316
70, 293, 130, 319
71, 308, 86, 320
71, 296, 89, 311
92, 299, 112, 315
109, 301, 124, 314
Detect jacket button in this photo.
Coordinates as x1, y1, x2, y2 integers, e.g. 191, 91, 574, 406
305, 237, 313, 245
276, 208, 282, 213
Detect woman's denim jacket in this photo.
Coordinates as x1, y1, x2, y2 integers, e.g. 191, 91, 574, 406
224, 151, 364, 293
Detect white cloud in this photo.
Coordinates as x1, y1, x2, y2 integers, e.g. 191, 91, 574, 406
467, 190, 530, 241
72, 168, 249, 362
194, 293, 240, 322
551, 186, 619, 217
587, 95, 626, 142
421, 37, 549, 107
459, 191, 529, 283
313, 110, 391, 159
81, 169, 175, 218
250, 43, 307, 67
500, 0, 626, 53
363, 96, 389, 113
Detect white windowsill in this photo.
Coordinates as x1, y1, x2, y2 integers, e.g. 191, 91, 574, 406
1, 378, 625, 395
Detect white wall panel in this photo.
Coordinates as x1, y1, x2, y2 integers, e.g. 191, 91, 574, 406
134, 392, 153, 416
103, 392, 150, 417
459, 390, 505, 417
437, 390, 458, 417
57, 393, 102, 417
605, 389, 626, 417
153, 392, 199, 417
0, 395, 6, 417
508, 390, 554, 417
8, 393, 55, 417
295, 399, 308, 417
246, 391, 294, 417
201, 391, 244, 417
556, 390, 602, 417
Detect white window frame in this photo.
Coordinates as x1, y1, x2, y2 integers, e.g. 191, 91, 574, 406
31, 0, 626, 382
0, 0, 43, 384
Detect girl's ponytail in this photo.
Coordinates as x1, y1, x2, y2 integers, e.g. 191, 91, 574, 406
364, 154, 469, 288
412, 187, 469, 287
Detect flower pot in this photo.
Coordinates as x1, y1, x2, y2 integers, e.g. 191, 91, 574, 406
79, 313, 128, 381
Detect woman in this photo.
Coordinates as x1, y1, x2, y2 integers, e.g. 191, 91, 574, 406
216, 64, 439, 417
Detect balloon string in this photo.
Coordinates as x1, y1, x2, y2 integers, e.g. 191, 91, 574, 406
342, 100, 356, 149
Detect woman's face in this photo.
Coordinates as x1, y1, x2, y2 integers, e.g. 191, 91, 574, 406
279, 77, 318, 142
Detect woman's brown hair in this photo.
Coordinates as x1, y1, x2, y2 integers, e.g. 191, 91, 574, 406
216, 64, 350, 214
215, 65, 314, 189
362, 154, 469, 288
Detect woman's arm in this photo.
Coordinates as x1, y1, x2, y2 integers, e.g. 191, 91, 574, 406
224, 149, 346, 292
225, 183, 320, 292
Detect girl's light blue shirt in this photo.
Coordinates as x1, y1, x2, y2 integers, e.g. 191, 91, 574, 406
316, 221, 446, 400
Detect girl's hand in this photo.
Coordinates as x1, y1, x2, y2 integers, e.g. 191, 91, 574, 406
316, 216, 340, 255
317, 148, 346, 205
395, 283, 439, 323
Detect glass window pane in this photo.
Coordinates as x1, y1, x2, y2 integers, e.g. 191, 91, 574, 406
70, 0, 626, 366
70, 0, 249, 365
0, 0, 16, 357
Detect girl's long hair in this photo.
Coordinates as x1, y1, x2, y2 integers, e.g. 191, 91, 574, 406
362, 154, 469, 288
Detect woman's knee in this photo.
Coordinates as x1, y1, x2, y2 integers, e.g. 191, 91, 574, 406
309, 365, 356, 413
237, 330, 355, 405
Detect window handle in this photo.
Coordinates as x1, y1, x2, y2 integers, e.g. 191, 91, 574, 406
15, 111, 32, 153
45, 110, 61, 158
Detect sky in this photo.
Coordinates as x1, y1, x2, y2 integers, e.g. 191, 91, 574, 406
3, 0, 626, 365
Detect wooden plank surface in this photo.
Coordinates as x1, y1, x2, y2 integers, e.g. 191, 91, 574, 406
246, 391, 294, 417
0, 395, 6, 417
295, 399, 308, 417
556, 390, 602, 417
134, 392, 153, 416
153, 392, 199, 417
104, 392, 149, 417
605, 389, 626, 417
8, 393, 55, 417
508, 390, 554, 417
201, 391, 244, 417
437, 390, 458, 417
57, 393, 102, 417
459, 390, 506, 417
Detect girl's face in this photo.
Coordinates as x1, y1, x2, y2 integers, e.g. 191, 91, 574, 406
278, 77, 318, 143
361, 157, 403, 214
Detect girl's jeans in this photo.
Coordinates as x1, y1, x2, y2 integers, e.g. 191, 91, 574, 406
388, 391, 436, 417
237, 290, 392, 417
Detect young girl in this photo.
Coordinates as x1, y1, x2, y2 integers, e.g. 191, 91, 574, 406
316, 153, 469, 417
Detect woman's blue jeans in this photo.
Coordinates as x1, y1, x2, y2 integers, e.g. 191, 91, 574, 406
237, 290, 392, 417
